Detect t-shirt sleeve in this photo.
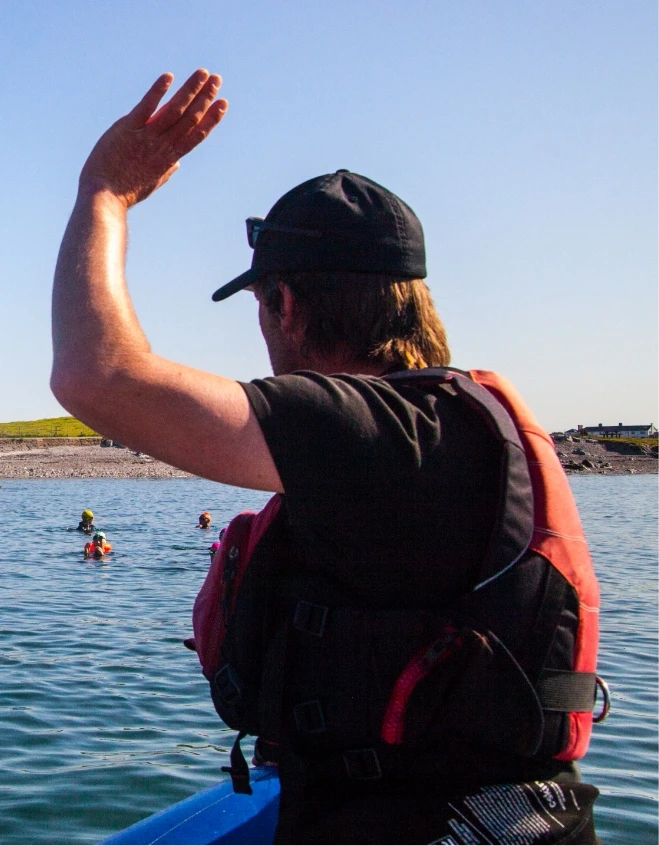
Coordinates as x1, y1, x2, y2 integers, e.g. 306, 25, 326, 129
240, 372, 424, 523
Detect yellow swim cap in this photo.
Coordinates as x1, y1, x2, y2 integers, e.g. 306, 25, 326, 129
82, 510, 94, 520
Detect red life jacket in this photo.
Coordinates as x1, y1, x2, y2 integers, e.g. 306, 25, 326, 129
189, 369, 607, 793
469, 369, 601, 760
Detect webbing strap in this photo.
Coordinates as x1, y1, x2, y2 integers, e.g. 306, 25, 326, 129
221, 730, 253, 794
536, 670, 597, 713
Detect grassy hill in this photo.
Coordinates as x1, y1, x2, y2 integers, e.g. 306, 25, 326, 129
0, 417, 98, 439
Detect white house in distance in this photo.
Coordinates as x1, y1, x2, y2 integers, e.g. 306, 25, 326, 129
577, 423, 658, 439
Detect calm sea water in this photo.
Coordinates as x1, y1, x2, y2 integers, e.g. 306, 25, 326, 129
0, 475, 656, 845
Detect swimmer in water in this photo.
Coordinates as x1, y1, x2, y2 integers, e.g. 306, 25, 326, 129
197, 512, 212, 529
77, 510, 96, 534
84, 531, 113, 559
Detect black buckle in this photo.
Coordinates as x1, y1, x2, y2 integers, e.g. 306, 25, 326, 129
293, 699, 327, 734
343, 748, 382, 780
293, 601, 329, 637
214, 664, 242, 706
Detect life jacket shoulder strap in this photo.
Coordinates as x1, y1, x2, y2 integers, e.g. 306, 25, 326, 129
384, 367, 534, 587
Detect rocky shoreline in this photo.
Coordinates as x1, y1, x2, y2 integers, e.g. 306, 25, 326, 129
0, 438, 192, 480
551, 434, 657, 476
0, 435, 655, 480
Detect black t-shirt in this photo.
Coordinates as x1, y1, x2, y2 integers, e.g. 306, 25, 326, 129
241, 371, 501, 608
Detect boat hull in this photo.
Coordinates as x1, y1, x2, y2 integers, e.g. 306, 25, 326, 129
103, 768, 279, 845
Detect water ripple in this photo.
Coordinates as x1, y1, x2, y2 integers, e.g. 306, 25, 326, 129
0, 476, 655, 844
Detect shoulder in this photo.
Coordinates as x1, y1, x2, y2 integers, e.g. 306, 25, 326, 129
242, 371, 437, 427
240, 372, 459, 495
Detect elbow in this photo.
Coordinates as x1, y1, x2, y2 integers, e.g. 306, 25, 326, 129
50, 366, 90, 419
50, 374, 75, 416
51, 354, 146, 434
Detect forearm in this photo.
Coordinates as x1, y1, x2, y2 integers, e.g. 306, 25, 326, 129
51, 190, 150, 404
52, 69, 226, 416
46, 72, 283, 491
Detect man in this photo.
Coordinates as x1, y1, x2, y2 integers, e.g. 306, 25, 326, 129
51, 71, 603, 844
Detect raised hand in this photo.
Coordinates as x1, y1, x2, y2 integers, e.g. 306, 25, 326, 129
79, 69, 228, 208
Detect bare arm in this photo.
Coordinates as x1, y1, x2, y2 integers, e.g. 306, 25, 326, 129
51, 70, 283, 493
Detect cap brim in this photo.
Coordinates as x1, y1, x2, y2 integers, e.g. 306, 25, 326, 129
211, 269, 258, 302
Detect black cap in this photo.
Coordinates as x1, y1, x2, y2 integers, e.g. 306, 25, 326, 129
211, 170, 427, 302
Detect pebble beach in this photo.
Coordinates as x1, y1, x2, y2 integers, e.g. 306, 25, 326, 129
0, 435, 655, 480
0, 438, 192, 480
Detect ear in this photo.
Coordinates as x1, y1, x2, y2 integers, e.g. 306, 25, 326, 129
278, 283, 306, 343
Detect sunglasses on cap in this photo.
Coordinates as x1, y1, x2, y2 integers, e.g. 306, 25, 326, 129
246, 217, 322, 249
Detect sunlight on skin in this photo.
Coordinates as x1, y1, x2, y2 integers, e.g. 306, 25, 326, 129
52, 71, 284, 494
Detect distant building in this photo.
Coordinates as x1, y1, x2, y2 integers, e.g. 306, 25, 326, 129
577, 423, 657, 438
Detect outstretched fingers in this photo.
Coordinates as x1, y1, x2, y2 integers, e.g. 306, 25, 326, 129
147, 68, 212, 133
172, 98, 228, 158
164, 74, 222, 137
79, 69, 227, 207
125, 73, 174, 129
122, 70, 227, 155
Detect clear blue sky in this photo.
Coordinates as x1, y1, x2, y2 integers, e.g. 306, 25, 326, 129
1, 0, 656, 433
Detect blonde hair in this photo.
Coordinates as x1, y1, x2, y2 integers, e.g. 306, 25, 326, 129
255, 272, 450, 370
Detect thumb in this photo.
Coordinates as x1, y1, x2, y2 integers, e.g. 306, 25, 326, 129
163, 161, 181, 181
